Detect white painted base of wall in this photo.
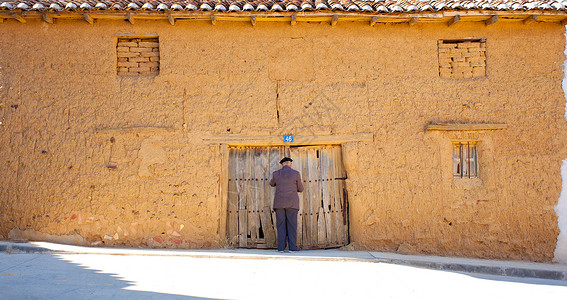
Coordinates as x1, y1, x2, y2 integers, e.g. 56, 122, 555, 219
555, 27, 567, 264
554, 159, 567, 263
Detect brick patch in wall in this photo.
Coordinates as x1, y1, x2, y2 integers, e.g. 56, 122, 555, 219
438, 39, 486, 79
117, 37, 160, 76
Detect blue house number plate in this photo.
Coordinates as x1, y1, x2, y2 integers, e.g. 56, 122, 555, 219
283, 135, 294, 143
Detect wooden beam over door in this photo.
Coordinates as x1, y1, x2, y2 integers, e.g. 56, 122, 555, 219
426, 123, 507, 131
202, 133, 374, 146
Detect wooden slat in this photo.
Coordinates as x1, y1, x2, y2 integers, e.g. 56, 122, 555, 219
317, 206, 326, 245
333, 146, 343, 244
300, 149, 310, 248
485, 15, 498, 26
247, 148, 255, 244
258, 148, 270, 246
219, 144, 229, 247
448, 15, 460, 26
42, 13, 53, 24
238, 209, 247, 247
327, 147, 336, 244
409, 17, 417, 26
254, 148, 265, 245
331, 14, 338, 26
83, 13, 94, 25
290, 149, 302, 248
308, 149, 318, 247
327, 147, 338, 244
370, 16, 377, 27
307, 149, 316, 246
269, 147, 282, 246
246, 148, 256, 245
523, 15, 538, 24
335, 146, 346, 244
321, 148, 332, 244
313, 149, 322, 245
227, 148, 238, 246
237, 148, 247, 247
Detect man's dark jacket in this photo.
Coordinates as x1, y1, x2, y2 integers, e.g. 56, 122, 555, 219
269, 166, 304, 209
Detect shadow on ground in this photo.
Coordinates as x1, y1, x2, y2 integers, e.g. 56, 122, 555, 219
0, 247, 220, 299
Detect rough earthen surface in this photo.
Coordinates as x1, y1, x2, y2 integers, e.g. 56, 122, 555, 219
0, 19, 565, 261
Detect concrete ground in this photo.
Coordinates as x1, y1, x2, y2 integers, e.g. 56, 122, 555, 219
1, 242, 567, 299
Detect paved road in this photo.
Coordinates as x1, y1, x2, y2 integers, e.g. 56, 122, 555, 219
1, 252, 567, 299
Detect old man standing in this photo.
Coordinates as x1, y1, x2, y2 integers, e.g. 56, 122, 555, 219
270, 157, 304, 253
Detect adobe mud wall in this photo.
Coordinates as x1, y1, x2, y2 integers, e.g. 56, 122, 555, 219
0, 19, 566, 261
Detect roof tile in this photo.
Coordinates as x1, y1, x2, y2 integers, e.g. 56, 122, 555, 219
0, 0, 566, 13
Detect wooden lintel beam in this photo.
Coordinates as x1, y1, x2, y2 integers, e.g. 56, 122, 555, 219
426, 123, 507, 131
370, 16, 378, 27
11, 13, 26, 23
211, 15, 216, 26
42, 13, 53, 24
250, 15, 256, 26
126, 13, 135, 24
523, 15, 538, 24
448, 15, 460, 26
485, 15, 498, 26
83, 13, 93, 25
291, 14, 296, 26
203, 133, 374, 146
409, 17, 417, 26
168, 14, 175, 25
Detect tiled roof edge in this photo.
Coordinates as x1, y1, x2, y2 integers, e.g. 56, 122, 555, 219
0, 1, 566, 13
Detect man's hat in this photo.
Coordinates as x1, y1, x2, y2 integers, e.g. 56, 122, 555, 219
280, 157, 293, 164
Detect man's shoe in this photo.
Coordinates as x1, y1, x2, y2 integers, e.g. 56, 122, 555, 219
289, 250, 299, 253
278, 250, 285, 253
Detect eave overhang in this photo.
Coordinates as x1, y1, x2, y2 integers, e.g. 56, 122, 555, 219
1, 9, 567, 26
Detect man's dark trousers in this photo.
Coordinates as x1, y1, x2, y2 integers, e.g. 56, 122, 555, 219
275, 208, 298, 251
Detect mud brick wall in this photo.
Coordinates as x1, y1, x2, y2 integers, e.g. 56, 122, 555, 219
116, 37, 160, 76
438, 39, 486, 79
0, 20, 566, 262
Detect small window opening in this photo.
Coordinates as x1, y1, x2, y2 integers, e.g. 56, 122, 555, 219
438, 38, 486, 79
453, 142, 478, 178
117, 36, 160, 76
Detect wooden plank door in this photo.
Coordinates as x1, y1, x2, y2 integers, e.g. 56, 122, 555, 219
290, 145, 349, 249
227, 145, 349, 249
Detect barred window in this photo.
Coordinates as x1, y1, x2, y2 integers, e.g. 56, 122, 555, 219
453, 142, 478, 178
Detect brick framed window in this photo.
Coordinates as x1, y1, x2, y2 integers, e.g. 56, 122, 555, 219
116, 36, 160, 76
438, 39, 486, 79
453, 142, 478, 178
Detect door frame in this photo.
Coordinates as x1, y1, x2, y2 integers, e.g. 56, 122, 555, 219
212, 133, 373, 247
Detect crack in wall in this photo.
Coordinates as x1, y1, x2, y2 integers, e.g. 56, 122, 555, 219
275, 80, 280, 126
